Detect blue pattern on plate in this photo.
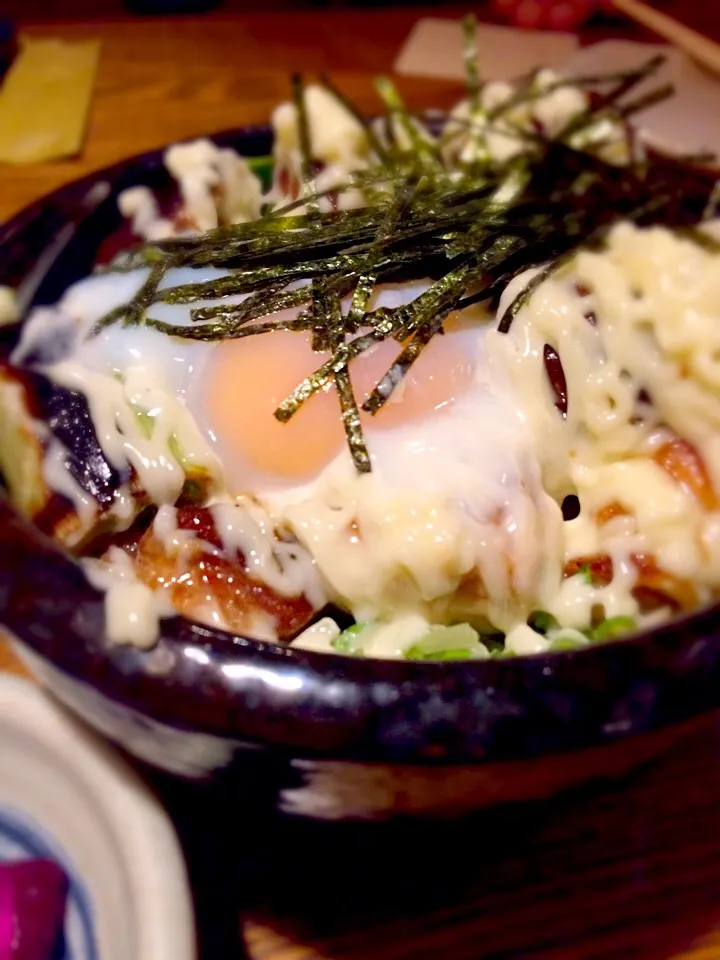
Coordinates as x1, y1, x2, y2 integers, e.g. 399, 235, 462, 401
0, 806, 98, 960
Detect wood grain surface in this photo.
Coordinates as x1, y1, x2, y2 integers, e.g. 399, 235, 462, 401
240, 711, 720, 960
4, 4, 720, 958
3, 1, 718, 221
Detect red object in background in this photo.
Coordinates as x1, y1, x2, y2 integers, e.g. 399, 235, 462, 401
123, 0, 222, 12
0, 860, 68, 960
492, 0, 602, 30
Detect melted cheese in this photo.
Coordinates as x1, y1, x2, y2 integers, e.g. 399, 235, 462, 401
117, 186, 173, 242
42, 439, 97, 531
488, 222, 720, 628
21, 210, 720, 654
443, 72, 589, 167
271, 85, 371, 211
83, 546, 170, 649
211, 500, 326, 610
272, 85, 370, 172
164, 139, 263, 231
290, 616, 341, 653
274, 376, 563, 632
47, 361, 223, 506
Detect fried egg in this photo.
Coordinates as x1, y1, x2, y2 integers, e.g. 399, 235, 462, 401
20, 264, 563, 629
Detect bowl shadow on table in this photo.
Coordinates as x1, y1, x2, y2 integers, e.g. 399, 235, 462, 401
148, 708, 720, 959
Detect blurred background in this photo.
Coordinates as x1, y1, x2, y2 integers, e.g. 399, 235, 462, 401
5, 0, 720, 50
0, 0, 709, 29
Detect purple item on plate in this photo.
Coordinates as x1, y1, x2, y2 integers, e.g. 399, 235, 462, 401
0, 860, 68, 960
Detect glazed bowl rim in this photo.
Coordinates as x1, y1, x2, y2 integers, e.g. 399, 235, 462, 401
2, 125, 720, 768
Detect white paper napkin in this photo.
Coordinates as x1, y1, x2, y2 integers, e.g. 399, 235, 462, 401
394, 20, 720, 158
394, 18, 579, 82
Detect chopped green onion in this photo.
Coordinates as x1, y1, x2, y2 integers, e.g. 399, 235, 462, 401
415, 647, 479, 661
590, 615, 637, 642
246, 155, 274, 189
405, 623, 484, 661
550, 635, 585, 652
493, 647, 516, 658
528, 610, 559, 634
131, 405, 155, 438
331, 621, 373, 655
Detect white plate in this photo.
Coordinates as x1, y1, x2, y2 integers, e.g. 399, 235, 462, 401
0, 675, 196, 960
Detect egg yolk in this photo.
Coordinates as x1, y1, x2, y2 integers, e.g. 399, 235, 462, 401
200, 308, 478, 485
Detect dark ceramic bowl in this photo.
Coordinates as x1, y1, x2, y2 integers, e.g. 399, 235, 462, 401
2, 128, 720, 820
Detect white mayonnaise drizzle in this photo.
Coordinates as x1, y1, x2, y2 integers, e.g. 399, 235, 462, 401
42, 439, 97, 531
152, 503, 204, 554
164, 139, 264, 231
117, 186, 173, 242
487, 221, 720, 629
290, 616, 341, 653
46, 362, 223, 507
271, 85, 371, 211
104, 582, 162, 648
443, 71, 589, 167
83, 546, 172, 648
88, 501, 326, 647
210, 499, 326, 610
21, 210, 720, 655
504, 623, 553, 656
273, 360, 564, 633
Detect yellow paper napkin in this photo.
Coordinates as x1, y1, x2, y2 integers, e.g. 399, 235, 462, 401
0, 38, 100, 164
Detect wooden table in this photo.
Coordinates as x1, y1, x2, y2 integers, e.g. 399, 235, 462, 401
4, 5, 720, 959
4, 0, 720, 221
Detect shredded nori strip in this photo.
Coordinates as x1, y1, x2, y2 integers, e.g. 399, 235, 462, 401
293, 72, 320, 218
319, 72, 389, 163
92, 56, 718, 473
347, 176, 417, 327
461, 13, 481, 114
322, 287, 371, 473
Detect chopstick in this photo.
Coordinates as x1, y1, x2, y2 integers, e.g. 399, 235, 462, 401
611, 0, 720, 77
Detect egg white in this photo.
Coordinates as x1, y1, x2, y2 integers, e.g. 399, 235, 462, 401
19, 265, 561, 631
